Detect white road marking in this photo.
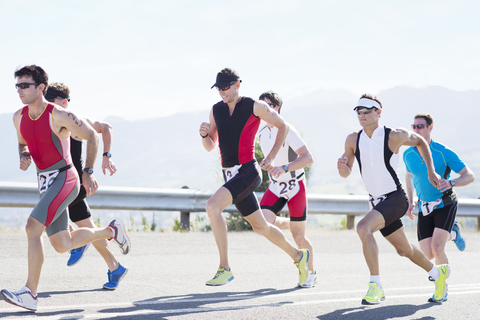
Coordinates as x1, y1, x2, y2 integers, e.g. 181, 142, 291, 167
1, 283, 479, 319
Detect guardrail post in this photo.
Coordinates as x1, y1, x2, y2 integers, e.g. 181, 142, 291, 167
346, 215, 355, 230
180, 186, 190, 230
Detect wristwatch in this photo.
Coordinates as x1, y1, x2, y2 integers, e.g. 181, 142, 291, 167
282, 165, 289, 173
84, 167, 94, 174
450, 179, 456, 187
103, 152, 112, 158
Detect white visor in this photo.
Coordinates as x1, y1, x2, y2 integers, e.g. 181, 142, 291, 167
354, 97, 381, 110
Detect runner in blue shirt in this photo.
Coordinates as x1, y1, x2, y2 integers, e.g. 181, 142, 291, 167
404, 112, 475, 301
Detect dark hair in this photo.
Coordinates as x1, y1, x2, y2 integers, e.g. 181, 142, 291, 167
48, 82, 70, 97
14, 65, 49, 95
414, 112, 434, 126
360, 93, 382, 109
218, 67, 240, 78
259, 91, 284, 114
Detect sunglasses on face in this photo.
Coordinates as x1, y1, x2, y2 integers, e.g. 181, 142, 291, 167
355, 107, 377, 115
15, 82, 38, 89
216, 81, 238, 92
216, 85, 231, 92
411, 124, 428, 129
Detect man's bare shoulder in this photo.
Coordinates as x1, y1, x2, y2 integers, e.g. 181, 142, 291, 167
345, 131, 359, 144
253, 99, 274, 118
253, 99, 269, 111
389, 127, 410, 141
13, 107, 24, 118
13, 107, 25, 126
254, 99, 267, 107
51, 104, 67, 116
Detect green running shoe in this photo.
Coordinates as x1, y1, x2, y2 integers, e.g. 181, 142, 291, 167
361, 282, 385, 305
205, 268, 234, 286
434, 264, 450, 301
294, 249, 309, 286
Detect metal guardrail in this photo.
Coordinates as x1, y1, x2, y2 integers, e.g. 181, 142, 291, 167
1, 181, 479, 230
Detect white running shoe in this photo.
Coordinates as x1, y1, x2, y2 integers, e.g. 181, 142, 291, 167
0, 286, 38, 311
108, 218, 131, 255
298, 270, 318, 288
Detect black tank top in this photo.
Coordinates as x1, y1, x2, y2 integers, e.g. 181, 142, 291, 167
213, 97, 260, 167
70, 137, 84, 183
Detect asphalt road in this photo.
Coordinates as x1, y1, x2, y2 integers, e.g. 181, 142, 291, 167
0, 227, 479, 319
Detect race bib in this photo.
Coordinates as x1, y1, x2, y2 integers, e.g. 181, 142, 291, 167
368, 195, 387, 210
269, 178, 301, 199
223, 165, 241, 182
420, 198, 443, 216
37, 169, 60, 195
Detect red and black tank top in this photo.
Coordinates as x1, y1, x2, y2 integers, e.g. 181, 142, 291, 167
19, 104, 72, 171
213, 97, 260, 167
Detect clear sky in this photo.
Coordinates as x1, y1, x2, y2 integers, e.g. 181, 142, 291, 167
1, 0, 479, 121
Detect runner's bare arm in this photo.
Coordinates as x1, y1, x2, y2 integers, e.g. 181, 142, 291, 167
13, 109, 32, 171
87, 119, 117, 176
269, 145, 314, 179
405, 171, 416, 219
392, 128, 440, 187
254, 100, 288, 171
54, 108, 100, 195
440, 166, 475, 191
337, 132, 357, 178
288, 145, 314, 171
200, 108, 218, 152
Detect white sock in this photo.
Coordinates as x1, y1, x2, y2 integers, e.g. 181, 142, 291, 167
428, 265, 440, 280
370, 275, 381, 288
451, 229, 457, 241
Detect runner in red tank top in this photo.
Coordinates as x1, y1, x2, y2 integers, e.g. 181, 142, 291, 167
199, 68, 310, 287
0, 65, 131, 312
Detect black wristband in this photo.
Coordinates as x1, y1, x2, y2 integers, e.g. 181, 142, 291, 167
200, 133, 209, 138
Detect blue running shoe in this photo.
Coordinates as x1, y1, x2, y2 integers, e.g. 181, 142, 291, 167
67, 243, 90, 267
103, 263, 128, 290
452, 221, 466, 252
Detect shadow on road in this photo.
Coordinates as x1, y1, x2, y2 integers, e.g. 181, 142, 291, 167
97, 287, 301, 319
38, 288, 104, 298
318, 303, 438, 320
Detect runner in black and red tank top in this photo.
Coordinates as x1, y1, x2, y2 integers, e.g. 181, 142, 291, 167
199, 68, 310, 288
213, 96, 259, 167
1, 65, 130, 312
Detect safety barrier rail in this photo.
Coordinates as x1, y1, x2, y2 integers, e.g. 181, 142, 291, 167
1, 182, 478, 230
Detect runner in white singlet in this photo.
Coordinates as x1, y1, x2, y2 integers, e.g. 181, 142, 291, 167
337, 93, 449, 305
257, 91, 317, 288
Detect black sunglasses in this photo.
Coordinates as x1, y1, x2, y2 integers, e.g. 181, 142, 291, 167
216, 81, 239, 92
412, 124, 428, 129
216, 85, 232, 92
15, 82, 38, 89
355, 107, 377, 115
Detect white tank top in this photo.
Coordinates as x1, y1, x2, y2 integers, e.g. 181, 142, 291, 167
355, 126, 401, 198
258, 123, 306, 183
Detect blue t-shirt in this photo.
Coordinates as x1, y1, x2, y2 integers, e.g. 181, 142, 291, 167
403, 140, 465, 202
